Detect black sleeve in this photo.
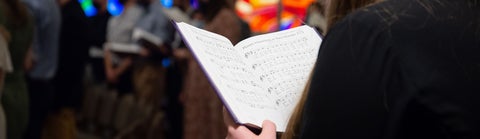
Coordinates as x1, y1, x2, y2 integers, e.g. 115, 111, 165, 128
299, 11, 395, 138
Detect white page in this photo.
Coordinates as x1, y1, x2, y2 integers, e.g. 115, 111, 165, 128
175, 23, 272, 128
235, 25, 322, 131
176, 23, 322, 132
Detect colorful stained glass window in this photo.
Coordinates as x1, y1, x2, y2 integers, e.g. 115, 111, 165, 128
235, 0, 314, 33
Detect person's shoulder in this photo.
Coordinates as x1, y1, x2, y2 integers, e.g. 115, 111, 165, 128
328, 0, 428, 42
131, 4, 147, 15
335, 1, 402, 32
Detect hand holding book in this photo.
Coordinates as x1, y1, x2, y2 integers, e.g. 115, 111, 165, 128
224, 108, 277, 139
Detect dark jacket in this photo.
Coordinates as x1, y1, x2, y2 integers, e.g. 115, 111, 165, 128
301, 0, 480, 138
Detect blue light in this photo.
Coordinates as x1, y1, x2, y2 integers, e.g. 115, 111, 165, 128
190, 0, 199, 9
160, 0, 173, 8
78, 0, 98, 17
162, 58, 171, 68
107, 0, 124, 16
84, 5, 97, 17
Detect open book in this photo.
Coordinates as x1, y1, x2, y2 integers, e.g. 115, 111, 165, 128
132, 28, 164, 47
104, 28, 163, 54
175, 22, 322, 132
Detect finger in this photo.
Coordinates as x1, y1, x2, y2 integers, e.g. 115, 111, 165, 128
259, 120, 277, 139
227, 125, 257, 139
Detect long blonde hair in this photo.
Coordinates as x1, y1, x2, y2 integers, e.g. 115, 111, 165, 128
281, 0, 382, 138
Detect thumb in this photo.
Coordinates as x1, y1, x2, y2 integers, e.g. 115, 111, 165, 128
259, 120, 276, 139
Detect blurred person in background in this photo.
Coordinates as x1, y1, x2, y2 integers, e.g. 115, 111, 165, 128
113, 0, 176, 138
39, 0, 91, 138
0, 25, 12, 139
103, 0, 143, 96
0, 24, 12, 91
54, 0, 91, 112
21, 0, 61, 138
79, 0, 110, 133
88, 0, 111, 84
133, 0, 175, 107
101, 0, 143, 133
104, 0, 182, 137
0, 0, 34, 139
164, 0, 193, 139
162, 1, 193, 139
180, 0, 243, 138
101, 0, 144, 137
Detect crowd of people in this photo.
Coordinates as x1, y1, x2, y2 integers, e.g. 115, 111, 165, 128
2, 0, 480, 139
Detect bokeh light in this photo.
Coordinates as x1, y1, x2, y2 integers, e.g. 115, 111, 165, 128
160, 0, 174, 8
78, 0, 98, 17
107, 0, 124, 16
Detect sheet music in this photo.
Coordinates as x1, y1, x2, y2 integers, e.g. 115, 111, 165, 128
235, 26, 322, 130
176, 22, 322, 132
